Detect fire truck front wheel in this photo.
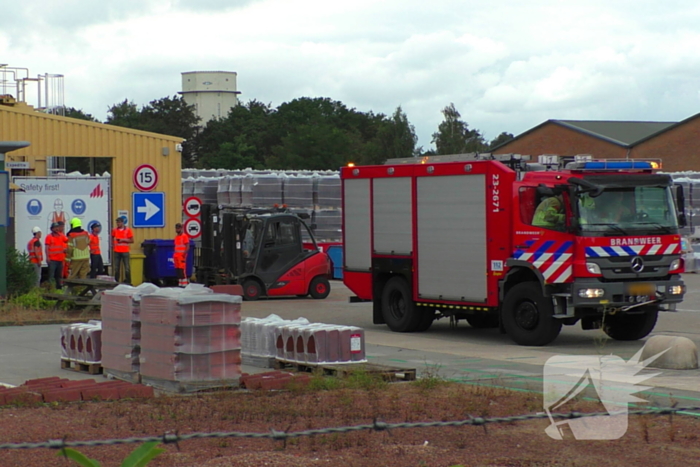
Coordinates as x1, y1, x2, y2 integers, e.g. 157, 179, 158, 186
502, 282, 562, 346
602, 307, 658, 341
381, 276, 422, 332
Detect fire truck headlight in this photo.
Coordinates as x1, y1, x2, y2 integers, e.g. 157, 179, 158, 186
586, 262, 601, 274
578, 288, 605, 298
669, 285, 685, 295
669, 259, 682, 272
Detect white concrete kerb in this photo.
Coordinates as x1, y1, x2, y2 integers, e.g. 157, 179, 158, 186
642, 335, 699, 370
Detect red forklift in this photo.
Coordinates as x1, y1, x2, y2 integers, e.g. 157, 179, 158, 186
197, 204, 332, 301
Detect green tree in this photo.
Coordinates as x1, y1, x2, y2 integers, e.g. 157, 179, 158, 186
105, 99, 142, 128
489, 131, 514, 150
267, 97, 365, 170
431, 103, 486, 155
105, 96, 199, 166
63, 107, 99, 122
374, 106, 419, 163
195, 100, 273, 169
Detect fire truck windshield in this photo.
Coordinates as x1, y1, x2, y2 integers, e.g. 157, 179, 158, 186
577, 186, 678, 236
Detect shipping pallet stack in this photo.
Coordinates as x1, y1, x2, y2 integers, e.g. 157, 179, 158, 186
184, 169, 343, 243
139, 285, 242, 392
60, 321, 103, 375
100, 283, 160, 383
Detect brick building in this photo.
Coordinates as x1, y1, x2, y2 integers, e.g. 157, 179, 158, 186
492, 113, 700, 172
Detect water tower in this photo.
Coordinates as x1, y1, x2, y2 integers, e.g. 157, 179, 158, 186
180, 71, 241, 125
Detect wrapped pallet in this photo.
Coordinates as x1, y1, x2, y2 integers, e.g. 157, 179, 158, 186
139, 285, 242, 390
101, 283, 159, 381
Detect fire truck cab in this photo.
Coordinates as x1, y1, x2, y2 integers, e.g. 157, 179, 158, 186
341, 155, 686, 346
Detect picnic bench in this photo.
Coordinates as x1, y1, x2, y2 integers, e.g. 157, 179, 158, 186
43, 278, 120, 311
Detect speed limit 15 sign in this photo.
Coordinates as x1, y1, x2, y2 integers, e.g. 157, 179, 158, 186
133, 164, 159, 191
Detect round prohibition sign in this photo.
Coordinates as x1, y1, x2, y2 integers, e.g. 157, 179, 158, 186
183, 196, 202, 218
133, 164, 159, 191
184, 217, 202, 238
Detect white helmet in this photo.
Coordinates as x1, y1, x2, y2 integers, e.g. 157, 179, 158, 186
32, 226, 42, 234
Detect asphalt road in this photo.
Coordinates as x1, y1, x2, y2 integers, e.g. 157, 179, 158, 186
1, 274, 699, 410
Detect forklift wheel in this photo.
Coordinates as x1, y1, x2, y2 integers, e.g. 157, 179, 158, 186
242, 280, 262, 301
309, 276, 331, 299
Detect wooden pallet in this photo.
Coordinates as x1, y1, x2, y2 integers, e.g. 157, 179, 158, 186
140, 375, 240, 394
242, 354, 277, 369
104, 368, 141, 384
61, 359, 103, 375
274, 360, 417, 382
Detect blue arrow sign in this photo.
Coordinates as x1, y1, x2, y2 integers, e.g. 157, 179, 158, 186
132, 192, 165, 228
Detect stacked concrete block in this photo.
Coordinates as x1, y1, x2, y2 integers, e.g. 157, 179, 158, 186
0, 377, 155, 405
229, 175, 242, 206
241, 315, 309, 367
272, 322, 366, 364
139, 285, 242, 383
101, 283, 159, 374
252, 174, 284, 207
315, 175, 341, 209
60, 321, 102, 364
217, 176, 231, 206
314, 209, 343, 242
284, 175, 314, 208
240, 174, 255, 207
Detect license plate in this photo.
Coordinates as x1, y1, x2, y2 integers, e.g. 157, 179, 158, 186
626, 283, 656, 295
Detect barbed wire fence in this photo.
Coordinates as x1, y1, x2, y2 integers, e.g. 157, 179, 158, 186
1, 406, 699, 451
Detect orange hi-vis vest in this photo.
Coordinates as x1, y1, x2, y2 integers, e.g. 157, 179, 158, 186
112, 227, 133, 253
46, 232, 66, 262
174, 233, 189, 256
89, 234, 101, 255
27, 238, 43, 264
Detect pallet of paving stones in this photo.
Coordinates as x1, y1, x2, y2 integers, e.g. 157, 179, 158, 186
242, 354, 277, 369
140, 375, 241, 394
274, 360, 417, 382
60, 358, 103, 375
104, 367, 141, 384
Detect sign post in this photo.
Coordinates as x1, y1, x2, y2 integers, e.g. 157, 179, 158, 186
132, 192, 165, 228
0, 141, 30, 298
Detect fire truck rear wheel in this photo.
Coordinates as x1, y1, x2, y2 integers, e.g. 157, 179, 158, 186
602, 307, 658, 341
309, 276, 331, 299
502, 282, 562, 346
414, 309, 435, 332
381, 276, 422, 332
242, 280, 262, 301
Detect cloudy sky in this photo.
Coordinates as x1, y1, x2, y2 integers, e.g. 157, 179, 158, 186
2, 0, 700, 149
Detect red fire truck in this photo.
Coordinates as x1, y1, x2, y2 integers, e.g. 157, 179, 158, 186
341, 155, 686, 346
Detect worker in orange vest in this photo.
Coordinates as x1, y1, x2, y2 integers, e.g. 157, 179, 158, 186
89, 222, 104, 279
57, 221, 70, 279
45, 222, 67, 289
27, 226, 43, 287
173, 223, 190, 287
112, 216, 134, 284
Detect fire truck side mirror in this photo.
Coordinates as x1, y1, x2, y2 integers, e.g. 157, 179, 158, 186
676, 184, 687, 228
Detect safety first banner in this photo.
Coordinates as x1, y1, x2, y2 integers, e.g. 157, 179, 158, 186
13, 177, 112, 265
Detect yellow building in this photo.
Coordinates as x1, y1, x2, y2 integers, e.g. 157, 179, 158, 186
1, 101, 184, 273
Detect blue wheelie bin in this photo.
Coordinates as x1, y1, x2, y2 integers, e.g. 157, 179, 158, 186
142, 239, 195, 283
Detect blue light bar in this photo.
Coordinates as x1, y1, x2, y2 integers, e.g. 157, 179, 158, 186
583, 161, 653, 170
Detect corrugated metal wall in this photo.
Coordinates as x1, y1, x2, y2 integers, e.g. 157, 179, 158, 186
1, 103, 183, 254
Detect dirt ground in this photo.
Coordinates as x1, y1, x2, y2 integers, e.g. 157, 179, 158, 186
1, 379, 699, 467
